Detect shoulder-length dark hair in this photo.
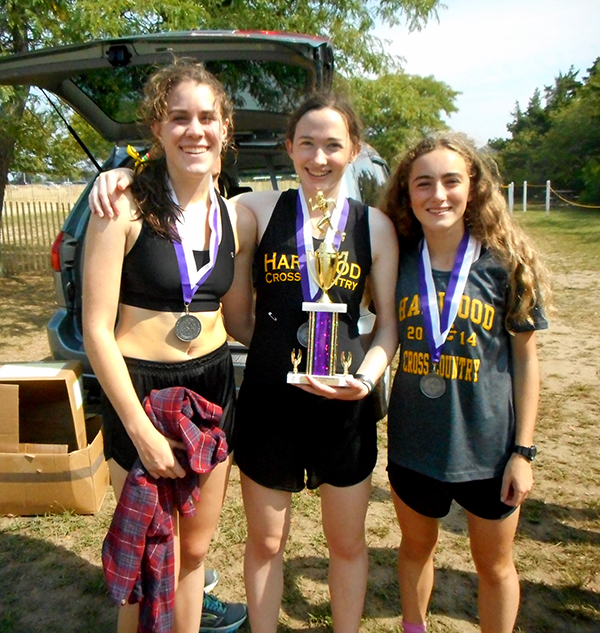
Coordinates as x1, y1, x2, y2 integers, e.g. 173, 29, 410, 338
286, 92, 363, 154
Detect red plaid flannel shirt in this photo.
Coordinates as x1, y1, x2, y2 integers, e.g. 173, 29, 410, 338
102, 387, 228, 633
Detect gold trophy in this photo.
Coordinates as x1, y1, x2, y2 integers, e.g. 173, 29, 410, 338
287, 193, 352, 387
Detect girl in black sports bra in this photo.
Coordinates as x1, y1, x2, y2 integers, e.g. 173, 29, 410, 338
83, 61, 255, 633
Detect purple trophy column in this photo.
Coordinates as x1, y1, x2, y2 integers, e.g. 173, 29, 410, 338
312, 312, 332, 375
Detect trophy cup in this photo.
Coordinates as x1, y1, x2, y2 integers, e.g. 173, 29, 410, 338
287, 236, 353, 387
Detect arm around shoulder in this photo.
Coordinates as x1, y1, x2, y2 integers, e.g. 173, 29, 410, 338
88, 167, 135, 218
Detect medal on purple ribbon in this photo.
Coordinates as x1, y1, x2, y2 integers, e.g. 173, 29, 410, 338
171, 183, 221, 342
418, 231, 481, 399
174, 307, 202, 342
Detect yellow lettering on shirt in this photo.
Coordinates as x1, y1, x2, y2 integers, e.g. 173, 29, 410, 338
277, 254, 291, 270
399, 297, 408, 321
337, 260, 350, 276
473, 359, 480, 382
264, 252, 277, 271
398, 291, 497, 332
483, 305, 495, 330
349, 263, 361, 279
403, 352, 482, 384
407, 295, 420, 318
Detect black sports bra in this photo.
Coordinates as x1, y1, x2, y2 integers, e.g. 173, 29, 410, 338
119, 195, 235, 312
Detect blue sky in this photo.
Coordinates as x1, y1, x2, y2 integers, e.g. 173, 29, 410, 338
375, 0, 600, 145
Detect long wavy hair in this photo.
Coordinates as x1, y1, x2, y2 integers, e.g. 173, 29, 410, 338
131, 58, 233, 238
380, 132, 552, 326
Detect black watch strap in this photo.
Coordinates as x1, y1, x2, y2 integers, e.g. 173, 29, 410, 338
513, 444, 537, 462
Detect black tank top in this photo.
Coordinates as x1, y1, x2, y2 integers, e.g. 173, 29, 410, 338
245, 188, 372, 385
120, 194, 235, 312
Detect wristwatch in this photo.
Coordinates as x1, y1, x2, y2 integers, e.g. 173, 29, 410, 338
513, 445, 537, 462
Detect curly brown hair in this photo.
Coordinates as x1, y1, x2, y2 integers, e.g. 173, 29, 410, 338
131, 58, 233, 238
380, 132, 552, 327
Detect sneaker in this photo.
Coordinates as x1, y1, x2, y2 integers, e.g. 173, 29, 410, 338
204, 568, 220, 593
200, 593, 248, 633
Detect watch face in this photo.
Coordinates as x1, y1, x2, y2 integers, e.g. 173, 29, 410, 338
529, 445, 538, 460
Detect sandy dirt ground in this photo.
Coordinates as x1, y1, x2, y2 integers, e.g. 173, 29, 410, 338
0, 270, 598, 632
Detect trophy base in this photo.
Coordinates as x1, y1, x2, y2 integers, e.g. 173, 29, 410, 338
287, 372, 351, 387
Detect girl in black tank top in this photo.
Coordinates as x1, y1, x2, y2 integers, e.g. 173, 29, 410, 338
231, 95, 399, 633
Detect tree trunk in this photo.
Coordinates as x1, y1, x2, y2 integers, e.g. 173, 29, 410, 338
0, 90, 29, 275
0, 90, 29, 219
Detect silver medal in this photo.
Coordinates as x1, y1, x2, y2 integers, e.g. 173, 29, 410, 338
175, 313, 202, 342
420, 372, 446, 399
297, 322, 310, 347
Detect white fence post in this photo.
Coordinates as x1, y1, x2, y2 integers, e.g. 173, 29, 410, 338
508, 182, 514, 213
523, 181, 527, 212
546, 180, 551, 214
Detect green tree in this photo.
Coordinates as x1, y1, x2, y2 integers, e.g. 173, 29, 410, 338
540, 59, 600, 200
11, 99, 112, 182
543, 67, 581, 114
349, 71, 457, 162
0, 0, 446, 212
490, 59, 600, 203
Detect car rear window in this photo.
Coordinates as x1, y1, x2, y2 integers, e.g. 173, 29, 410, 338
72, 59, 311, 123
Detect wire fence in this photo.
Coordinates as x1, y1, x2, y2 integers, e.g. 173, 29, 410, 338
505, 181, 600, 212
0, 200, 72, 275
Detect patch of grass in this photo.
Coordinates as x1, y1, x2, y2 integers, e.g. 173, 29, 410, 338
516, 206, 600, 270
307, 607, 333, 629
368, 522, 391, 539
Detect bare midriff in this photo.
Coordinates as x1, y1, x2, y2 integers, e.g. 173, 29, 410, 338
114, 303, 227, 362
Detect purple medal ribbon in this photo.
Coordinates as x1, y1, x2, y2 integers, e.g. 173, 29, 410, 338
418, 231, 473, 365
172, 188, 221, 307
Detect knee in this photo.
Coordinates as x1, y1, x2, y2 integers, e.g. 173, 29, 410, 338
327, 531, 366, 562
399, 532, 438, 564
473, 555, 516, 585
180, 539, 210, 571
247, 532, 286, 562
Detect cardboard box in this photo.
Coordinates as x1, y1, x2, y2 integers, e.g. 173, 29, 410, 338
0, 362, 110, 515
0, 384, 19, 452
0, 361, 87, 451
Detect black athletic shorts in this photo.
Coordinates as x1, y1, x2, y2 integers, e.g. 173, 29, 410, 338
233, 380, 377, 492
387, 461, 517, 521
101, 342, 236, 471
